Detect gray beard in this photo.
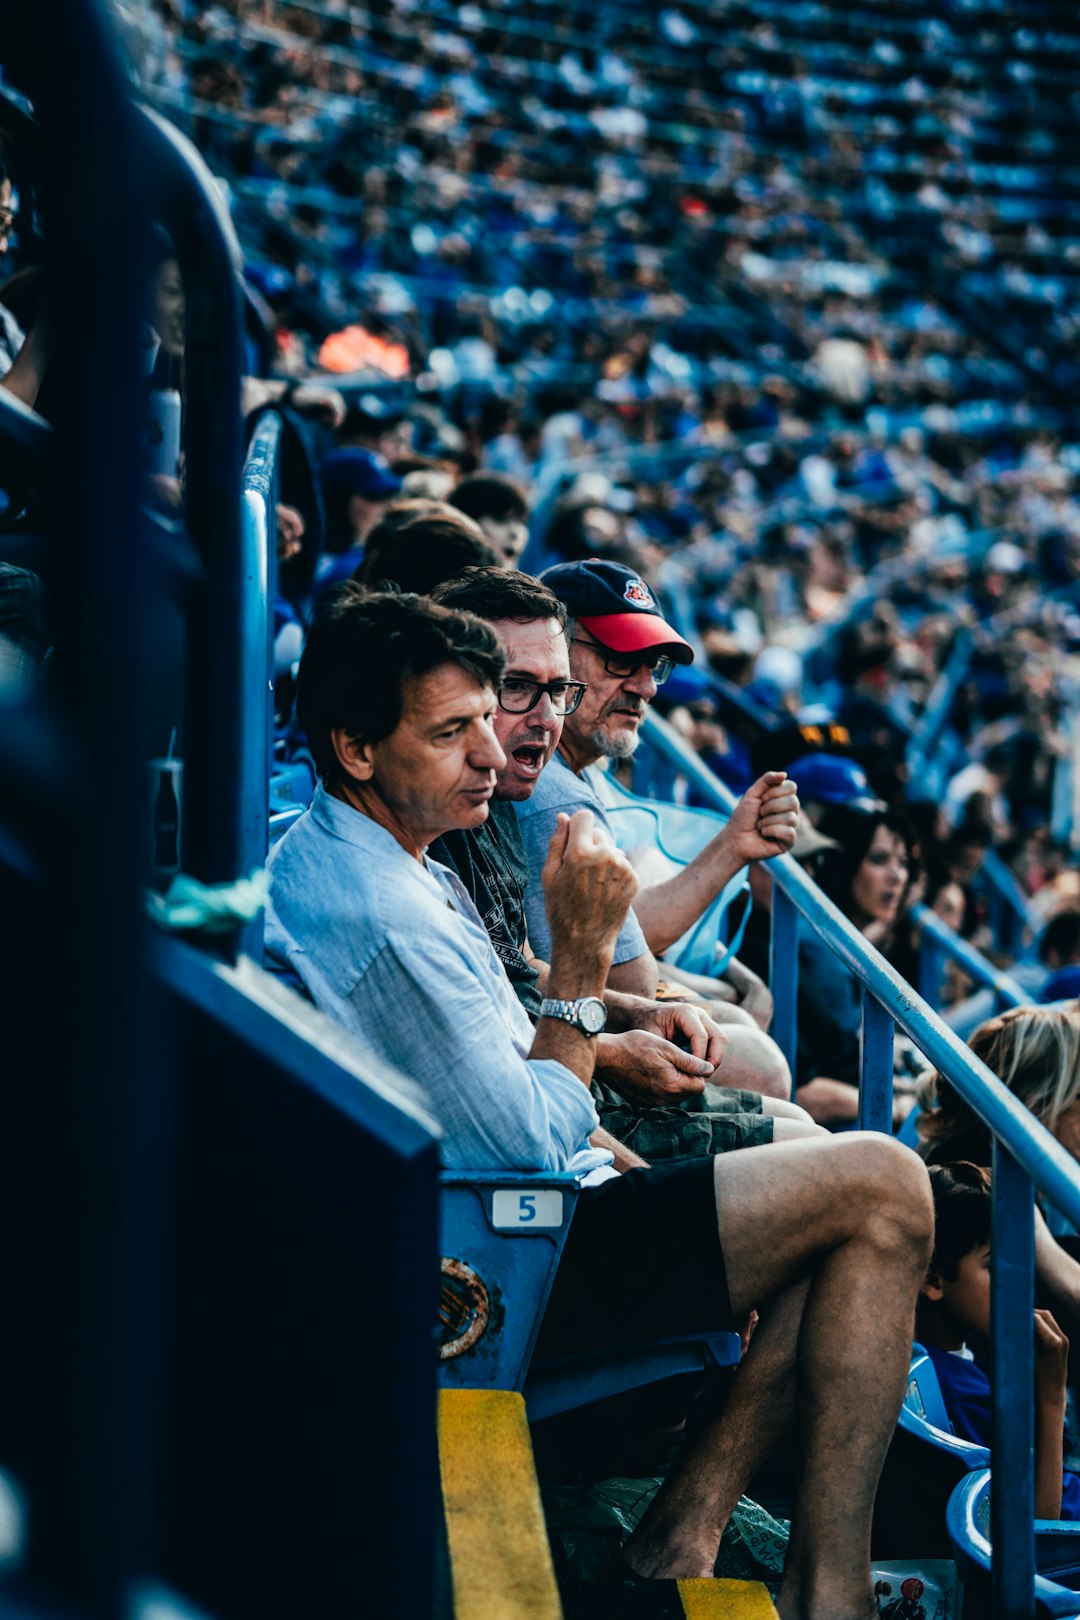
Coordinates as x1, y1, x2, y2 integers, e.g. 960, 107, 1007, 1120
589, 724, 641, 760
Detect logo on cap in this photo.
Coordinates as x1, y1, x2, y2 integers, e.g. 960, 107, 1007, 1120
623, 577, 654, 607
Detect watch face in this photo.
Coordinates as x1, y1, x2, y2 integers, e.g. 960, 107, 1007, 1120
578, 998, 607, 1035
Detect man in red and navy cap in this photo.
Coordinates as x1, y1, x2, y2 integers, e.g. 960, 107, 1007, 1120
513, 559, 799, 1093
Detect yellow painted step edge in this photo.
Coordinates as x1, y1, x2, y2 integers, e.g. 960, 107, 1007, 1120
678, 1577, 780, 1618
439, 1388, 562, 1620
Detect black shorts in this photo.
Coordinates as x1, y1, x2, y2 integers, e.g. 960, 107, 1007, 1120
533, 1157, 734, 1361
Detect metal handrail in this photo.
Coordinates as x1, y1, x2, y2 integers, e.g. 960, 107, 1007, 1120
636, 704, 1080, 1619
133, 106, 248, 920
905, 628, 973, 791
238, 409, 280, 954
637, 709, 1079, 1215
914, 901, 1028, 1013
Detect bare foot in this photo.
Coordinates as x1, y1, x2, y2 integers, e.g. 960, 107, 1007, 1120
620, 1535, 716, 1581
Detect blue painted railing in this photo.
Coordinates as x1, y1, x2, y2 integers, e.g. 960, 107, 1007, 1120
905, 628, 973, 801
136, 106, 250, 927
914, 902, 1028, 1014
635, 707, 1080, 1620
981, 848, 1034, 962
239, 410, 280, 952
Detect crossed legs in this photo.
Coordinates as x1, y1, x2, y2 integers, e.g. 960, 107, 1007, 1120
621, 1133, 933, 1620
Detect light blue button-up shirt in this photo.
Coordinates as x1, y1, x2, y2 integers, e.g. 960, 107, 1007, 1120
265, 785, 611, 1177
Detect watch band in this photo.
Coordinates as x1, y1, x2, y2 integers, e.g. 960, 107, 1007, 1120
539, 996, 607, 1036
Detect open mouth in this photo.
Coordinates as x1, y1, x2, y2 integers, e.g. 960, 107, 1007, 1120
511, 744, 547, 777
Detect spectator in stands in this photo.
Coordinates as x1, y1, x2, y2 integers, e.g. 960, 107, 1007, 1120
356, 505, 498, 597
517, 557, 799, 1094
449, 472, 531, 567
336, 396, 412, 464
796, 805, 916, 1127
430, 565, 820, 1155
1038, 912, 1080, 1006
318, 446, 402, 588
264, 584, 934, 1615
918, 1162, 1078, 1520
918, 1004, 1080, 1170
917, 1005, 1080, 1374
785, 753, 884, 827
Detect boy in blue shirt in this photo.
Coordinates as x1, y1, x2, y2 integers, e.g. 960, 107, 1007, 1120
919, 1162, 1080, 1520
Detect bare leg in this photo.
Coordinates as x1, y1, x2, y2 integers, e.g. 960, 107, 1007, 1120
623, 1134, 932, 1620
715, 1024, 792, 1099
624, 1280, 808, 1576
761, 1095, 819, 1125
772, 1117, 826, 1143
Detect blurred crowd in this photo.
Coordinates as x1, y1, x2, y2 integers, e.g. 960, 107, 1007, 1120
107, 0, 1080, 1010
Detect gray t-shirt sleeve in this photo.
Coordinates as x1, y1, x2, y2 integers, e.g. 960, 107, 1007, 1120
513, 758, 650, 967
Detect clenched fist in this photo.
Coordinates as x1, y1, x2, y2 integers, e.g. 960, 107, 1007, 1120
542, 809, 639, 977
722, 771, 800, 865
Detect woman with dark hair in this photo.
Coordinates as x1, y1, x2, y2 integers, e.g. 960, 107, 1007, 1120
796, 803, 917, 1126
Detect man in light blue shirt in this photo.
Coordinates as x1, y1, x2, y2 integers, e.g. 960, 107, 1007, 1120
265, 584, 934, 1618
267, 782, 613, 1177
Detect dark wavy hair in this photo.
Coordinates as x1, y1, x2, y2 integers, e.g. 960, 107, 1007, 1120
298, 585, 505, 787
813, 803, 916, 923
355, 505, 498, 595
431, 566, 567, 629
449, 472, 529, 525
926, 1162, 991, 1280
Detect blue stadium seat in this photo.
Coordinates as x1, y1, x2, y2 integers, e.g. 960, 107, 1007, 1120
439, 1171, 740, 1421
587, 769, 751, 977
269, 759, 316, 844
873, 1345, 988, 1559
948, 1469, 1080, 1617
900, 1344, 989, 1470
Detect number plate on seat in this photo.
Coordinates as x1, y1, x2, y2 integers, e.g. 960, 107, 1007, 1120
491, 1189, 564, 1229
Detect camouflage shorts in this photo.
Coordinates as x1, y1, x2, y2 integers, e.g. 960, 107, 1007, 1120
593, 1080, 773, 1162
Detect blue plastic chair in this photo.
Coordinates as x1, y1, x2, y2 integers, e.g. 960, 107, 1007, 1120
900, 1344, 989, 1470
269, 758, 316, 845
947, 1469, 1080, 1617
873, 1345, 989, 1559
439, 1171, 741, 1421
586, 769, 751, 977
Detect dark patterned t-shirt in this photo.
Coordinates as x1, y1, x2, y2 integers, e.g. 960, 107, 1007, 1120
430, 798, 543, 1020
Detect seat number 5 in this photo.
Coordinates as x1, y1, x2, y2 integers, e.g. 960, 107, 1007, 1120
492, 1189, 563, 1229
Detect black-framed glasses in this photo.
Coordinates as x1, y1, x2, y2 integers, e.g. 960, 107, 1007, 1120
497, 676, 588, 716
570, 638, 674, 686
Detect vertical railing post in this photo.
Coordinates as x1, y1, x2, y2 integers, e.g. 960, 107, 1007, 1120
858, 991, 894, 1133
918, 929, 945, 1011
238, 410, 280, 958
769, 885, 799, 1098
991, 1143, 1036, 1620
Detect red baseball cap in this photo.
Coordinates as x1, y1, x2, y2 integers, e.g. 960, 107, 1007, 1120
539, 559, 694, 664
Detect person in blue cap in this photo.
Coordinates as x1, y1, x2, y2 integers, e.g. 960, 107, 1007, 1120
317, 446, 403, 589
785, 753, 886, 820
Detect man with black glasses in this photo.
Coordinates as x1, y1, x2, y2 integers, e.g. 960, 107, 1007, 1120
430, 568, 818, 1155
516, 561, 799, 1045
264, 583, 934, 1619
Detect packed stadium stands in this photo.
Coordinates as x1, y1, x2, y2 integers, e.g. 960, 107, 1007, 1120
3, 0, 1080, 1615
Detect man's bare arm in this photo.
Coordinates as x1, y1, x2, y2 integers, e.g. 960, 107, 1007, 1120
628, 773, 799, 955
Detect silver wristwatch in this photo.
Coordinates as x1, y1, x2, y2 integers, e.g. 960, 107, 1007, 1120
539, 995, 607, 1036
